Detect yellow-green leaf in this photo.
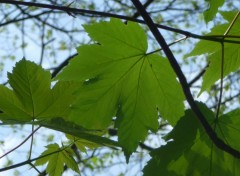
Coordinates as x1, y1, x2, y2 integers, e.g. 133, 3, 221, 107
35, 143, 80, 176
187, 11, 240, 94
56, 19, 184, 156
0, 59, 78, 121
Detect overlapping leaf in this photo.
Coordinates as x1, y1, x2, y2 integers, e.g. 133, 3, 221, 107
35, 143, 80, 176
144, 103, 240, 176
0, 59, 78, 121
66, 134, 101, 153
188, 11, 240, 94
56, 19, 184, 156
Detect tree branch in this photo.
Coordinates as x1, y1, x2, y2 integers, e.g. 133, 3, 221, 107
51, 53, 77, 78
0, 126, 41, 159
0, 0, 240, 44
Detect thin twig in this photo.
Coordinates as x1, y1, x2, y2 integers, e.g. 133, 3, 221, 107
0, 126, 41, 159
29, 162, 42, 174
188, 66, 207, 86
51, 53, 77, 78
0, 142, 68, 172
0, 0, 240, 44
28, 122, 35, 160
215, 42, 224, 119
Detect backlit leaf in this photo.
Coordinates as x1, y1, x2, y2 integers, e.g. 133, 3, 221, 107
203, 0, 224, 23
0, 59, 78, 121
56, 19, 184, 156
0, 85, 31, 121
37, 81, 80, 119
66, 134, 101, 153
8, 59, 52, 117
187, 11, 240, 94
35, 143, 80, 176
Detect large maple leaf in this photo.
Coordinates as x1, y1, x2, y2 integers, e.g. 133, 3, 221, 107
57, 19, 184, 156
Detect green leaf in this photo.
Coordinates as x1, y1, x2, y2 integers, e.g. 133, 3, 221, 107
35, 144, 64, 176
35, 143, 80, 176
217, 108, 240, 150
144, 103, 240, 176
0, 59, 78, 121
187, 11, 240, 94
8, 59, 52, 117
143, 102, 206, 176
56, 19, 184, 156
203, 0, 224, 23
220, 11, 239, 23
0, 85, 31, 121
66, 134, 101, 153
35, 144, 58, 166
37, 81, 80, 119
61, 148, 80, 174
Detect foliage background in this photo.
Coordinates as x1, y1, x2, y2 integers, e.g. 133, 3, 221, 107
0, 0, 239, 176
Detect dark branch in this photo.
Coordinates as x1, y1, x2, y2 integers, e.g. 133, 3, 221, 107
188, 66, 207, 86
0, 0, 240, 44
132, 0, 154, 18
51, 53, 77, 78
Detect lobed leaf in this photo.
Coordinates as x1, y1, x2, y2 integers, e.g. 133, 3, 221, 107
8, 58, 52, 117
35, 143, 80, 176
0, 85, 31, 121
0, 59, 78, 121
56, 19, 185, 156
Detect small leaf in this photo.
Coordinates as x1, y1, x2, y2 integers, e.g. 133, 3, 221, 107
67, 135, 101, 153
203, 0, 224, 23
35, 143, 80, 176
0, 59, 79, 121
61, 148, 80, 174
35, 144, 64, 176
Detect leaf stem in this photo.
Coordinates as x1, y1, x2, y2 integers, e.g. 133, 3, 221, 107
215, 42, 224, 119
28, 122, 35, 160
